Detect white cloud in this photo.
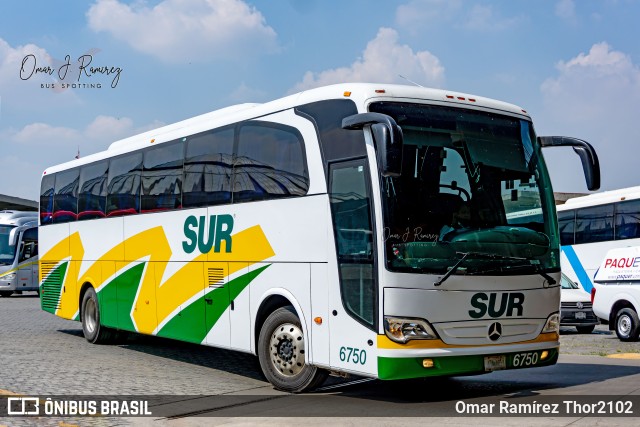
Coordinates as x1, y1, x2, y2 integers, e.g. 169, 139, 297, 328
86, 0, 278, 63
228, 83, 267, 103
555, 0, 577, 22
1, 115, 164, 199
396, 0, 522, 33
396, 0, 462, 29
539, 42, 640, 192
291, 27, 445, 93
13, 123, 82, 145
463, 5, 523, 31
0, 38, 80, 111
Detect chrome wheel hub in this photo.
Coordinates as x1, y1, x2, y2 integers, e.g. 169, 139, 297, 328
269, 322, 305, 377
85, 298, 97, 334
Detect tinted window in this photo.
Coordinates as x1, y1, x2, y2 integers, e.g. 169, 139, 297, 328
184, 128, 234, 208
295, 99, 365, 168
107, 152, 142, 217
78, 161, 108, 221
329, 160, 376, 328
558, 209, 575, 245
142, 141, 183, 212
53, 169, 79, 223
615, 199, 640, 240
575, 204, 614, 244
19, 227, 38, 261
40, 174, 55, 226
233, 122, 308, 202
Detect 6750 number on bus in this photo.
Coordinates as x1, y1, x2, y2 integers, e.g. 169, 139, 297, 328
339, 346, 367, 365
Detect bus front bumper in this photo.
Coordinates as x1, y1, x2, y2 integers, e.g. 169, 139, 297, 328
376, 332, 559, 380
378, 346, 559, 380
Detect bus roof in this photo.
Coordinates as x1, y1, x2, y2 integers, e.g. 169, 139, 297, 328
557, 186, 640, 211
0, 210, 38, 227
42, 83, 531, 176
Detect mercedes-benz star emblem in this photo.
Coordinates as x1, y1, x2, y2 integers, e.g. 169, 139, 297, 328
577, 302, 584, 309
488, 322, 502, 341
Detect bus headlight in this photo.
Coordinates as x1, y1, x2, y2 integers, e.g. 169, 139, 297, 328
0, 273, 16, 282
542, 313, 560, 333
384, 316, 438, 343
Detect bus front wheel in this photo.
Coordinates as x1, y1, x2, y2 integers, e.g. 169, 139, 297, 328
0, 291, 13, 297
81, 287, 115, 344
615, 308, 640, 342
258, 306, 327, 393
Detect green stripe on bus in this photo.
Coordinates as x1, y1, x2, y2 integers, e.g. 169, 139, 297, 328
40, 262, 68, 314
157, 265, 270, 343
377, 348, 559, 380
97, 263, 146, 331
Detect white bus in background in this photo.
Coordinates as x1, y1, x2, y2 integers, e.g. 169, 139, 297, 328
0, 211, 39, 297
39, 83, 599, 392
558, 186, 640, 294
592, 246, 640, 341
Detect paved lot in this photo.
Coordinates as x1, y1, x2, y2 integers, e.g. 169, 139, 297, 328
1, 294, 640, 426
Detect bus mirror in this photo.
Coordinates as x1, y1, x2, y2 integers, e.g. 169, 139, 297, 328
538, 136, 601, 191
342, 112, 403, 177
8, 228, 20, 246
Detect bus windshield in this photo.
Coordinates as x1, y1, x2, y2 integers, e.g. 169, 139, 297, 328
369, 102, 559, 276
0, 225, 17, 265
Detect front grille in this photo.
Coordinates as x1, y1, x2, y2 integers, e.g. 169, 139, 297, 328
561, 302, 593, 309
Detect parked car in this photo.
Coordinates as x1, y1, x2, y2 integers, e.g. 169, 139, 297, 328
560, 273, 599, 333
592, 246, 640, 342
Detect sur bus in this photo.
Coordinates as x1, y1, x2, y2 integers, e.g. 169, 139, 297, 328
39, 83, 600, 392
558, 186, 640, 294
0, 211, 39, 297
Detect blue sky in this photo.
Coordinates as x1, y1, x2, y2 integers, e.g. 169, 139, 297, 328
1, 0, 639, 199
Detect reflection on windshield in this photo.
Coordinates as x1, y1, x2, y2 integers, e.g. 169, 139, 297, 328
0, 225, 17, 265
369, 102, 559, 276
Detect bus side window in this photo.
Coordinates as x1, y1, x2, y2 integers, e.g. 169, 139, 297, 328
107, 152, 142, 217
141, 141, 184, 212
184, 128, 234, 208
78, 160, 108, 221
19, 228, 38, 262
40, 174, 55, 226
53, 168, 79, 224
233, 122, 309, 203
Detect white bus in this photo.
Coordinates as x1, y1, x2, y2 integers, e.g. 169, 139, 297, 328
39, 83, 599, 392
0, 211, 39, 297
558, 186, 640, 295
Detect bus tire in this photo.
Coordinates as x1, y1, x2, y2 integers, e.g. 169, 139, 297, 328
0, 291, 13, 297
615, 308, 640, 342
258, 306, 328, 393
81, 287, 114, 344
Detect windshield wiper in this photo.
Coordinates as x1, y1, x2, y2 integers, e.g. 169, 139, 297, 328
434, 251, 556, 287
434, 252, 471, 287
470, 264, 557, 284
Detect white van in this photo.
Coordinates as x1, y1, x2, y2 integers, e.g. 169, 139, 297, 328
0, 211, 38, 297
592, 246, 640, 341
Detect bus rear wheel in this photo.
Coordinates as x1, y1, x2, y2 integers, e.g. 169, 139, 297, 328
0, 291, 13, 297
615, 308, 640, 342
258, 306, 327, 393
81, 287, 115, 344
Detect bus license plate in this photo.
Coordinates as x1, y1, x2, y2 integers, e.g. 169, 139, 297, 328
484, 355, 506, 371
575, 312, 586, 319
